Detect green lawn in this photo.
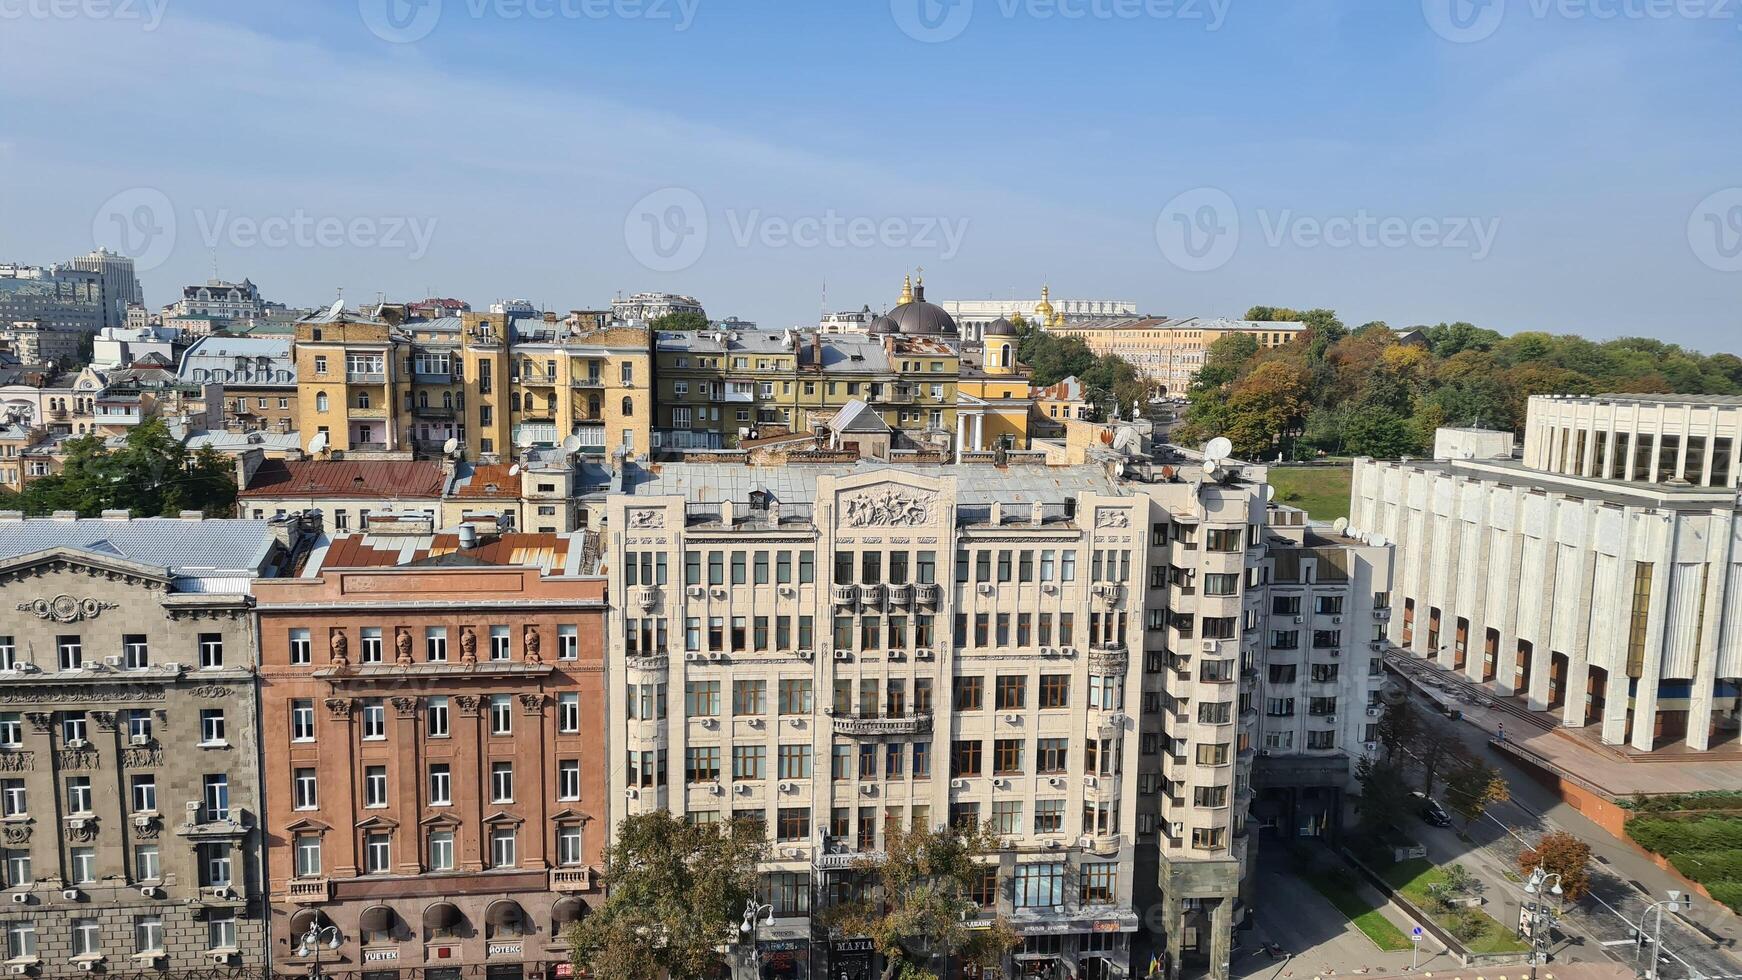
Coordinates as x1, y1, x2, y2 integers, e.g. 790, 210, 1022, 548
1268, 465, 1354, 522
1627, 814, 1742, 912
1306, 873, 1414, 951
1379, 859, 1531, 954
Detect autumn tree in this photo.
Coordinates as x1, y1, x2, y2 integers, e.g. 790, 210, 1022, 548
568, 812, 765, 980
823, 823, 1021, 980
1444, 760, 1510, 827
1223, 360, 1310, 459
1518, 831, 1593, 900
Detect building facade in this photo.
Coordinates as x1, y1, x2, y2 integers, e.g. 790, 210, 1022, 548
601, 454, 1294, 979
1522, 393, 1742, 488
177, 336, 299, 434
610, 292, 704, 324
935, 287, 1137, 343
170, 280, 266, 325
0, 514, 302, 977
1049, 318, 1305, 396
253, 528, 607, 980
1352, 424, 1742, 753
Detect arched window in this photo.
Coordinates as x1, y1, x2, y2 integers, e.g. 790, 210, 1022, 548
315, 393, 328, 413
1000, 344, 1012, 368
417, 391, 428, 409
523, 392, 535, 413
357, 391, 371, 410
442, 392, 453, 410
548, 394, 558, 413
621, 396, 633, 417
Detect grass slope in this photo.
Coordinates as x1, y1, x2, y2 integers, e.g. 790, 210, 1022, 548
1268, 465, 1354, 522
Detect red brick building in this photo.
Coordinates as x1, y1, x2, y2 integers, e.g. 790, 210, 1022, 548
253, 524, 607, 980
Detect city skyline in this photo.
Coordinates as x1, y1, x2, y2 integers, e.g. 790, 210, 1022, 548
1, 2, 1738, 341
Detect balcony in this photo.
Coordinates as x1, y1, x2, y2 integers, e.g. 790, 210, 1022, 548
412, 404, 456, 420
346, 372, 387, 384
815, 850, 884, 872
1092, 583, 1125, 607
44, 408, 68, 422
350, 442, 389, 452
831, 712, 932, 737
550, 867, 595, 892
1088, 646, 1127, 674
630, 586, 661, 610
914, 584, 941, 607
831, 584, 859, 607
887, 583, 913, 607
571, 376, 606, 389
878, 388, 917, 405
859, 584, 885, 608
518, 371, 559, 386
348, 406, 389, 420
286, 878, 331, 904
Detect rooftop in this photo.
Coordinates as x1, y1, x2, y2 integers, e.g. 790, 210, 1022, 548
240, 459, 448, 500
1535, 392, 1742, 408
0, 515, 284, 586
1364, 455, 1736, 508
447, 462, 522, 499
620, 460, 1130, 507
304, 531, 584, 576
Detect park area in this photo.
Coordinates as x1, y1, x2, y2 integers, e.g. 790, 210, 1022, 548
1625, 794, 1742, 912
1374, 858, 1531, 955
1268, 465, 1354, 522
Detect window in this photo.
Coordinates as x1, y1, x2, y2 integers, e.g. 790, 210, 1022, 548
953, 676, 983, 711
1014, 862, 1065, 909
0, 639, 10, 672
199, 709, 226, 745
364, 833, 391, 873
427, 764, 452, 805
991, 800, 1023, 835
686, 681, 720, 717
490, 695, 513, 735
70, 918, 100, 957
68, 848, 94, 884
1034, 799, 1066, 833
733, 679, 767, 715
425, 627, 448, 662
489, 625, 511, 661
427, 830, 455, 872
426, 697, 449, 737
951, 740, 983, 777
5, 921, 35, 960
1036, 738, 1069, 773
777, 744, 811, 779
207, 914, 236, 952
1081, 862, 1117, 904
777, 807, 811, 841
558, 759, 581, 800
1038, 674, 1069, 709
65, 777, 92, 815
993, 738, 1024, 775
686, 746, 721, 783
364, 766, 388, 807
62, 714, 87, 745
994, 675, 1026, 710
293, 834, 322, 877
0, 715, 19, 748
1195, 743, 1231, 766
3, 850, 29, 888
734, 745, 766, 780
134, 845, 158, 882
360, 627, 383, 663
360, 699, 386, 739
197, 633, 223, 669
198, 843, 231, 886
57, 636, 81, 671
0, 781, 24, 817
490, 828, 517, 868
123, 634, 150, 670
778, 679, 812, 714
286, 629, 310, 666
491, 762, 514, 802
557, 692, 581, 732
127, 774, 157, 814
133, 915, 163, 954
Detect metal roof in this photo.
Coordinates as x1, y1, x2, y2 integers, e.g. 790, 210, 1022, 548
0, 517, 281, 583
239, 460, 447, 500
621, 461, 1128, 506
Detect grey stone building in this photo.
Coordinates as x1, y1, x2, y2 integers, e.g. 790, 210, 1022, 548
0, 512, 304, 977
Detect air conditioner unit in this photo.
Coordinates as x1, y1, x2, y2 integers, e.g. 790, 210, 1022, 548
1325, 715, 1337, 724
624, 788, 639, 800
797, 650, 814, 661
778, 586, 795, 597
1366, 706, 1381, 717
1048, 776, 1065, 788
1201, 640, 1218, 653
708, 651, 726, 661
711, 588, 727, 599
1294, 615, 1303, 624
833, 651, 851, 662
76, 962, 94, 973
1041, 583, 1057, 594
685, 652, 702, 662
915, 648, 934, 661
1170, 821, 1184, 837
129, 734, 149, 746
778, 781, 796, 793
950, 779, 969, 790
132, 815, 152, 829
859, 784, 876, 796
8, 962, 25, 973
977, 583, 993, 596
1002, 714, 1019, 725
708, 782, 723, 796
212, 886, 234, 900
686, 586, 704, 597
102, 656, 122, 669
1364, 741, 1379, 753
60, 889, 80, 902
161, 662, 182, 673
735, 784, 751, 795
138, 886, 159, 899
65, 738, 87, 750
17, 663, 37, 674
699, 718, 718, 730
991, 778, 1008, 789
1331, 617, 1342, 625
747, 718, 764, 729
8, 893, 26, 905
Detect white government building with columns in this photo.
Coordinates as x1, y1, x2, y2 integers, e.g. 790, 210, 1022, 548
1350, 395, 1742, 752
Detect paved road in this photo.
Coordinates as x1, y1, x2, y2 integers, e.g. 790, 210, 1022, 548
1399, 687, 1742, 980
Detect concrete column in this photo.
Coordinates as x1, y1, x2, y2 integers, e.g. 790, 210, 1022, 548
1163, 895, 1184, 980
955, 413, 965, 457
392, 697, 422, 874
519, 693, 549, 864
1526, 541, 1560, 712
1209, 897, 1233, 980
325, 697, 361, 876
455, 695, 486, 871
1493, 516, 1524, 696
1687, 512, 1731, 751
1631, 527, 1676, 752
1560, 530, 1598, 729
973, 413, 984, 451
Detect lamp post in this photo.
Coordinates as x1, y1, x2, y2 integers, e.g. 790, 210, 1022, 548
1636, 890, 1693, 980
295, 921, 342, 980
739, 899, 775, 979
1519, 867, 1563, 979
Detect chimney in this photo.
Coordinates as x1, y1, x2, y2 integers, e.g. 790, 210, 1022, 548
458, 523, 478, 549
811, 333, 821, 369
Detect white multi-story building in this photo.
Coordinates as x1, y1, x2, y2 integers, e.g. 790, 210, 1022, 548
936, 294, 1139, 343
1351, 394, 1742, 753
171, 278, 267, 323
598, 451, 1384, 979
611, 291, 704, 324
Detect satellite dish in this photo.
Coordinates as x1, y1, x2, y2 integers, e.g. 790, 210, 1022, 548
1333, 517, 1350, 534
307, 431, 328, 453
1205, 437, 1234, 461
561, 435, 584, 454
442, 437, 460, 456
1370, 533, 1388, 548
1263, 485, 1277, 501
509, 464, 521, 477
517, 432, 536, 449
1203, 460, 1219, 476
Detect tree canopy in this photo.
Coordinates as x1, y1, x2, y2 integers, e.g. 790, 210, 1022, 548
1016, 320, 1149, 420
1174, 307, 1742, 460
10, 418, 236, 517
650, 310, 710, 332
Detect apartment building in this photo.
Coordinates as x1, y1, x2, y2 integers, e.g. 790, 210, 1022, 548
1353, 399, 1742, 752
252, 526, 607, 980
292, 304, 650, 461
177, 336, 298, 435
1049, 318, 1305, 396
602, 452, 1277, 980
236, 459, 447, 532
0, 513, 306, 976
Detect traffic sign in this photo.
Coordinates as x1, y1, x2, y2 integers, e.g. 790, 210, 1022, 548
1411, 927, 1424, 943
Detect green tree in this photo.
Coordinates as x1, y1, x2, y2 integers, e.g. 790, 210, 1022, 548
823, 823, 1021, 980
16, 418, 236, 518
1356, 755, 1413, 832
568, 812, 765, 980
1444, 761, 1510, 827
1375, 700, 1421, 766
650, 310, 710, 332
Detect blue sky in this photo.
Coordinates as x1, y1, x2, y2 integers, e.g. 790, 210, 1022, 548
1, 0, 1738, 345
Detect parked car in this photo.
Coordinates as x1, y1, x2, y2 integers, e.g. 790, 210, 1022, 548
1413, 791, 1452, 827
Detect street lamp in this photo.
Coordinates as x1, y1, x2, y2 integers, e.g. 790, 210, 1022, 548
1636, 890, 1693, 980
295, 920, 342, 980
1519, 867, 1564, 978
740, 898, 775, 940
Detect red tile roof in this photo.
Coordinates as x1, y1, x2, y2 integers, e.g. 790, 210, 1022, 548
316, 532, 572, 571
239, 459, 447, 499
450, 463, 520, 499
